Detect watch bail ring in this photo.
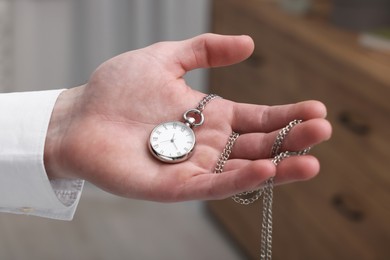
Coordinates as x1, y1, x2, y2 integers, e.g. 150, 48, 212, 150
183, 109, 205, 127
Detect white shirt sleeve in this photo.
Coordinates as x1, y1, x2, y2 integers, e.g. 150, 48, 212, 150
0, 89, 84, 220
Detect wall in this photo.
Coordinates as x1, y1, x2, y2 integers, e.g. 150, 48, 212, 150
0, 0, 13, 92
2, 0, 210, 92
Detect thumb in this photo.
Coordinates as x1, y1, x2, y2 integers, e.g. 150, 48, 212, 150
177, 33, 255, 72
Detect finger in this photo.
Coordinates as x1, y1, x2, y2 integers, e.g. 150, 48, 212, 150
224, 156, 320, 186
177, 33, 255, 72
231, 100, 328, 133
272, 155, 320, 185
177, 160, 275, 201
230, 118, 332, 159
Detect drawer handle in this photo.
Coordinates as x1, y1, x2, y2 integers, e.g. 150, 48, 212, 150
338, 111, 370, 136
246, 53, 265, 68
331, 193, 364, 222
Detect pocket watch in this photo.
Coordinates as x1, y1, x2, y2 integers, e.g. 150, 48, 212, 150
148, 94, 220, 163
149, 120, 196, 163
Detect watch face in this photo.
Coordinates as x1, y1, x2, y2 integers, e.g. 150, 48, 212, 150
149, 121, 195, 163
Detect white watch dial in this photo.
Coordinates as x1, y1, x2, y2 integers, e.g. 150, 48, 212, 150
149, 121, 195, 163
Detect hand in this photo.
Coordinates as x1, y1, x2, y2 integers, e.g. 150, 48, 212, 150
44, 33, 332, 202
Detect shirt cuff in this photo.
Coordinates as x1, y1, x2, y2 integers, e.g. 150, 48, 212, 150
0, 89, 84, 220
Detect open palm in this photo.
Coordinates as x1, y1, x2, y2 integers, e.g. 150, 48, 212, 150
45, 34, 332, 202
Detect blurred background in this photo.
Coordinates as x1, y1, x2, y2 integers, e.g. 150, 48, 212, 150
1, 0, 390, 259
0, 0, 210, 93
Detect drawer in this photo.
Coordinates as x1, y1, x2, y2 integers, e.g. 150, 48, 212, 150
274, 176, 390, 259
287, 61, 390, 187
270, 62, 390, 258
208, 142, 390, 260
208, 167, 390, 260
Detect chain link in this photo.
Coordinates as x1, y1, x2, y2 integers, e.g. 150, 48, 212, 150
214, 119, 311, 260
271, 119, 303, 156
214, 131, 239, 173
184, 94, 221, 128
196, 94, 221, 112
261, 178, 274, 260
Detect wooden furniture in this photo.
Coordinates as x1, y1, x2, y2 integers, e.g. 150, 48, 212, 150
207, 1, 390, 259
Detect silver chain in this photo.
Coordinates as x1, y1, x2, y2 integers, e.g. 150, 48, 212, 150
214, 132, 239, 174
214, 119, 311, 260
196, 94, 220, 112
184, 94, 221, 128
270, 119, 311, 157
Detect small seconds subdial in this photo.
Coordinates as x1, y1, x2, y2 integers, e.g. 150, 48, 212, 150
149, 121, 196, 163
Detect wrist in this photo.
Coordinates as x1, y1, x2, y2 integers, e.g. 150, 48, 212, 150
44, 86, 84, 180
